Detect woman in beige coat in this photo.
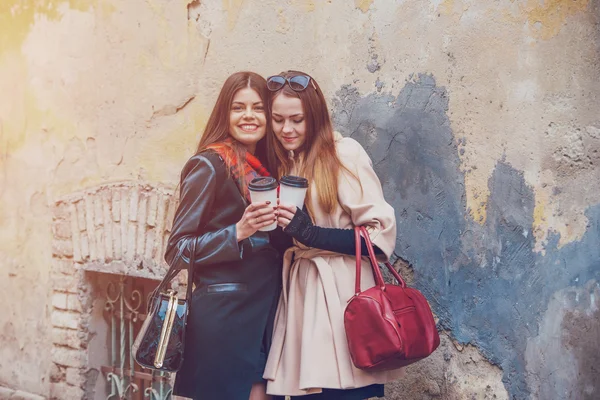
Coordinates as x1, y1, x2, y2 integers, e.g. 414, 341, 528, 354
263, 71, 405, 399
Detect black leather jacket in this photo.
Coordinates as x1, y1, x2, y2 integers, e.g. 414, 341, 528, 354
166, 150, 288, 399
164, 150, 284, 287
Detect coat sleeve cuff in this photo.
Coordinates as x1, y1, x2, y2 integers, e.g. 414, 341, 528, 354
239, 230, 272, 257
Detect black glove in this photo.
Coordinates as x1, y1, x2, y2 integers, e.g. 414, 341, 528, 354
283, 207, 383, 256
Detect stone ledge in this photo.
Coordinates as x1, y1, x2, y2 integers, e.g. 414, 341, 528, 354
82, 260, 167, 281
0, 386, 46, 400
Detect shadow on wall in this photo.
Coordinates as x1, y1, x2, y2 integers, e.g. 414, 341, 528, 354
332, 74, 600, 400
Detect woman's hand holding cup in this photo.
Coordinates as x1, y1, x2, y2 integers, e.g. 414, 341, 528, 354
243, 176, 279, 238
277, 175, 308, 229
276, 202, 298, 229
279, 176, 308, 210
236, 201, 277, 241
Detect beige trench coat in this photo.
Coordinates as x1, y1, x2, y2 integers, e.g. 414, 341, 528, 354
264, 135, 405, 396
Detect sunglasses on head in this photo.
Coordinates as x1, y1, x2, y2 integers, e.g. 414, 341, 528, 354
267, 74, 317, 92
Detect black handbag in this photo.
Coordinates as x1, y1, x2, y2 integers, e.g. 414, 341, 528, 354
132, 240, 196, 372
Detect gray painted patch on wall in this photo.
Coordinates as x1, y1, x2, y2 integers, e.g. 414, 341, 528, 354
525, 280, 600, 399
332, 74, 600, 399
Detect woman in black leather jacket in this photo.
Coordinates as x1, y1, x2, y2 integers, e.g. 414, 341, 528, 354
165, 71, 289, 400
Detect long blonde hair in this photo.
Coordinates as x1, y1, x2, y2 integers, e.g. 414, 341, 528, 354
267, 70, 357, 214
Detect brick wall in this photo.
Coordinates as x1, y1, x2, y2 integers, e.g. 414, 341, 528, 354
49, 182, 177, 399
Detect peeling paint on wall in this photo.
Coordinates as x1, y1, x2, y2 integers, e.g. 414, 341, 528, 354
522, 0, 591, 40
526, 280, 600, 399
355, 0, 374, 13
222, 0, 246, 29
388, 331, 509, 399
333, 74, 600, 399
0, 1, 91, 51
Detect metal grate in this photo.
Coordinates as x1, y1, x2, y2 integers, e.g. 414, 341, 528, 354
101, 276, 173, 400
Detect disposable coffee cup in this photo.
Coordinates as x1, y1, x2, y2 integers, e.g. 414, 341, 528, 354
248, 177, 278, 231
279, 175, 309, 211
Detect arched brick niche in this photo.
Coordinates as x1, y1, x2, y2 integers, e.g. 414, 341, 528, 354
49, 182, 178, 399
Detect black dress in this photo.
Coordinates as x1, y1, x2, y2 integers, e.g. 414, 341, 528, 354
165, 151, 286, 400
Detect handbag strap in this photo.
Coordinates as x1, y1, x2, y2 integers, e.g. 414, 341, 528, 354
183, 238, 195, 302
148, 238, 197, 310
354, 227, 362, 295
354, 226, 406, 295
354, 227, 383, 294
360, 226, 406, 288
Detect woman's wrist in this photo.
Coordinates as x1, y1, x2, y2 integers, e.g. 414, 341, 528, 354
235, 222, 248, 242
283, 208, 316, 245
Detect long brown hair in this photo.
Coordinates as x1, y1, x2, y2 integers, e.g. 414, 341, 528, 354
196, 71, 271, 191
267, 70, 356, 214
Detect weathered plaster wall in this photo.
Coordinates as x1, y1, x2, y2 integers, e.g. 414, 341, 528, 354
333, 74, 600, 399
1, 0, 599, 398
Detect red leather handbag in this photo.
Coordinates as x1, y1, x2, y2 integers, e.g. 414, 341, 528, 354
344, 226, 440, 371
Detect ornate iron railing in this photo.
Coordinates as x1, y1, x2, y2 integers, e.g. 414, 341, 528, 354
101, 277, 173, 400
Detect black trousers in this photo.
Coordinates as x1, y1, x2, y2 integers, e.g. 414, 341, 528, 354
272, 384, 385, 400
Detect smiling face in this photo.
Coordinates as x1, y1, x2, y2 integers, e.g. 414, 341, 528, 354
271, 93, 307, 153
228, 87, 267, 153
